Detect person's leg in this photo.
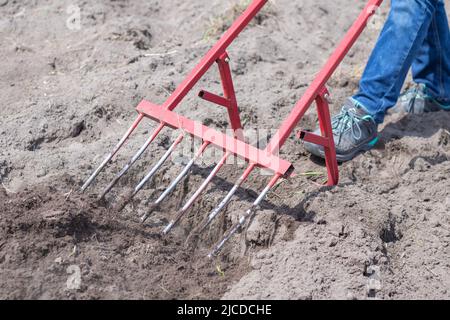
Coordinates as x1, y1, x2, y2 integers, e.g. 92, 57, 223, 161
411, 0, 450, 104
305, 0, 442, 161
352, 0, 439, 123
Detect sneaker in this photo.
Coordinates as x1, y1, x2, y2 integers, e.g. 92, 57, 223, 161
392, 83, 450, 114
304, 99, 379, 162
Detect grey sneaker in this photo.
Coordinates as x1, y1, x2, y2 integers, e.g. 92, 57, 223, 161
304, 99, 379, 162
392, 83, 450, 114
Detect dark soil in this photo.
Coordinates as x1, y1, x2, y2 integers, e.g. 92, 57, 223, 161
0, 184, 248, 299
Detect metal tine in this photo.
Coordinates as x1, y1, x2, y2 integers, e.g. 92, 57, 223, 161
208, 173, 282, 259
132, 133, 184, 198
197, 163, 255, 233
81, 114, 144, 192
98, 123, 165, 200
162, 151, 231, 235
140, 141, 210, 223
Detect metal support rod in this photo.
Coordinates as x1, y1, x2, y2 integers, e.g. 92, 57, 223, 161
84, 0, 267, 195
198, 90, 230, 108
162, 152, 231, 235
81, 114, 144, 192
208, 174, 281, 258
132, 133, 184, 197
137, 100, 293, 176
315, 89, 339, 185
217, 52, 243, 137
162, 0, 268, 113
199, 164, 255, 232
266, 0, 383, 154
140, 141, 210, 223
99, 123, 165, 200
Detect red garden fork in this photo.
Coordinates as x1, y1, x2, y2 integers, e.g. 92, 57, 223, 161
81, 0, 383, 258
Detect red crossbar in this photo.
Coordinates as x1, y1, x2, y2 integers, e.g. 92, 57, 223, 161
136, 100, 293, 176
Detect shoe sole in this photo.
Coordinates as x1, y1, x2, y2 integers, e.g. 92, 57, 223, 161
306, 137, 379, 162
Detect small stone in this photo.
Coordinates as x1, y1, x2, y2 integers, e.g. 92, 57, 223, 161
250, 260, 262, 270
36, 168, 47, 178
412, 157, 431, 172
256, 251, 266, 259
70, 121, 85, 138
329, 238, 338, 247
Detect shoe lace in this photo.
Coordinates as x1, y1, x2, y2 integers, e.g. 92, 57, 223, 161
401, 84, 450, 110
400, 85, 426, 113
332, 109, 372, 145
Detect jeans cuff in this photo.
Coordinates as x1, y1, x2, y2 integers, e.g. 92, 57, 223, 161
423, 85, 450, 105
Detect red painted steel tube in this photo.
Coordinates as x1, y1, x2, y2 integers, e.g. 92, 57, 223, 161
199, 90, 230, 108
162, 0, 268, 112
266, 0, 384, 154
217, 53, 243, 134
137, 100, 293, 176
298, 131, 330, 147
316, 92, 339, 185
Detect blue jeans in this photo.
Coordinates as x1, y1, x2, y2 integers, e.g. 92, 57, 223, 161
353, 0, 450, 124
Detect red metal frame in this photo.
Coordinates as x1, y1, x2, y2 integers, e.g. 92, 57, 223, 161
200, 52, 244, 140
82, 0, 385, 255
135, 0, 383, 185
136, 100, 293, 175
297, 87, 339, 185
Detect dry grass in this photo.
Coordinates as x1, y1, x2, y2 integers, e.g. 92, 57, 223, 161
203, 0, 277, 41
